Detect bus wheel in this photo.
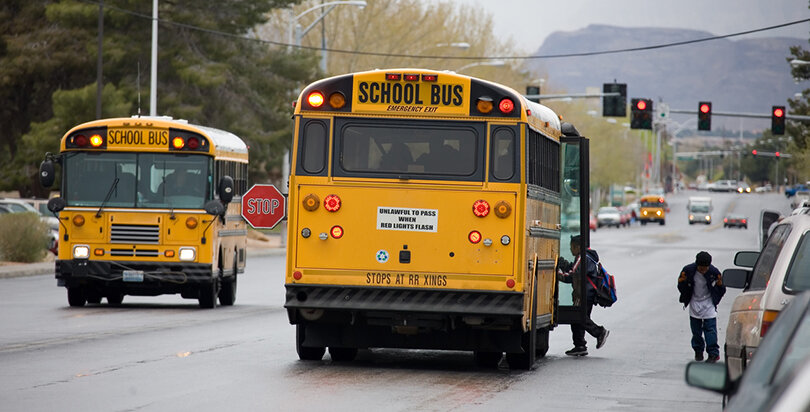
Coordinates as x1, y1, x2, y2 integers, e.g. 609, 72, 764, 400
107, 293, 124, 306
67, 287, 86, 307
198, 281, 218, 309
641, 221, 647, 225
535, 327, 550, 358
473, 351, 502, 368
86, 293, 102, 304
296, 325, 325, 361
219, 265, 237, 307
328, 347, 358, 362
659, 220, 665, 226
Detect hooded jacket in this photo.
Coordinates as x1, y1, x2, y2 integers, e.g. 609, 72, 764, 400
558, 248, 601, 304
677, 262, 725, 308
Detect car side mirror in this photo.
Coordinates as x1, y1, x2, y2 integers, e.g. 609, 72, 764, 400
47, 197, 66, 213
685, 361, 731, 394
40, 160, 55, 188
218, 176, 234, 204
203, 199, 226, 216
723, 268, 749, 289
734, 251, 759, 268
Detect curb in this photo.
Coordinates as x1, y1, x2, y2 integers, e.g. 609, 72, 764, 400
0, 247, 286, 279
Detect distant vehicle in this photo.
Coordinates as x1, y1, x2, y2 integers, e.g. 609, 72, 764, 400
721, 211, 810, 381
638, 194, 667, 225
589, 212, 597, 232
736, 182, 751, 194
791, 190, 810, 210
723, 214, 748, 229
785, 183, 809, 197
597, 206, 622, 228
754, 184, 772, 193
710, 180, 737, 192
685, 291, 810, 411
687, 196, 712, 225
0, 198, 58, 254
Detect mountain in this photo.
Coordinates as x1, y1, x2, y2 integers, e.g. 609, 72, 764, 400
528, 24, 805, 130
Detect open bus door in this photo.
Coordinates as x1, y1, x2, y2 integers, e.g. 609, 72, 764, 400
555, 134, 590, 326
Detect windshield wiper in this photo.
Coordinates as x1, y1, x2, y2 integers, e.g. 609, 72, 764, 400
96, 177, 120, 218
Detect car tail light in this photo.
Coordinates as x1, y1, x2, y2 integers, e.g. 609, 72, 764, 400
472, 200, 490, 217
323, 194, 341, 212
760, 310, 779, 337
742, 219, 747, 224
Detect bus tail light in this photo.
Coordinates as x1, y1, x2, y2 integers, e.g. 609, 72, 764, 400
472, 200, 490, 217
498, 98, 514, 114
303, 194, 320, 211
476, 97, 494, 114
506, 279, 515, 288
468, 230, 482, 244
324, 194, 341, 212
760, 310, 779, 337
185, 217, 198, 229
329, 92, 346, 109
72, 214, 85, 227
494, 201, 511, 218
330, 225, 344, 239
307, 91, 325, 108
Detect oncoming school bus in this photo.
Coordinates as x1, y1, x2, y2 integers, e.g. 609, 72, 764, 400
638, 194, 668, 225
284, 69, 592, 369
39, 116, 249, 308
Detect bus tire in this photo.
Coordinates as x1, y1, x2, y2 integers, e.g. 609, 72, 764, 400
296, 325, 325, 361
659, 220, 665, 225
473, 351, 502, 368
198, 281, 218, 309
535, 327, 550, 358
67, 287, 86, 307
86, 293, 102, 304
641, 221, 647, 225
328, 347, 358, 362
106, 293, 124, 306
218, 258, 237, 306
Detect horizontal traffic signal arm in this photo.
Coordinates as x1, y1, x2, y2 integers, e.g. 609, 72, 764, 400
670, 108, 810, 121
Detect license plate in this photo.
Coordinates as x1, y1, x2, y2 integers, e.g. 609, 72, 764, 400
122, 270, 144, 282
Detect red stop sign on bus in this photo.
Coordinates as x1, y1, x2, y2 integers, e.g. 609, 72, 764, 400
241, 184, 287, 229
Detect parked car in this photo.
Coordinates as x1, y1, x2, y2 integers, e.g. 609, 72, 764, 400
685, 291, 810, 411
0, 198, 59, 255
721, 211, 810, 381
723, 214, 748, 229
596, 206, 622, 228
589, 212, 597, 232
710, 179, 738, 192
785, 183, 809, 197
791, 190, 810, 210
754, 184, 772, 193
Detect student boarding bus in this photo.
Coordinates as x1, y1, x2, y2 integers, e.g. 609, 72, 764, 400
284, 69, 592, 369
39, 116, 249, 308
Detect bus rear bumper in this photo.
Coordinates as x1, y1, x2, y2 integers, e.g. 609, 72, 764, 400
55, 259, 214, 297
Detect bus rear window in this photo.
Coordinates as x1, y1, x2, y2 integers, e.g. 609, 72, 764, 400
334, 119, 483, 180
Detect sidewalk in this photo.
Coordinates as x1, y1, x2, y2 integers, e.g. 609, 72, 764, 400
0, 234, 286, 279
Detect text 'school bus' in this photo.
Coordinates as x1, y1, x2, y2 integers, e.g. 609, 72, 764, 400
639, 194, 668, 226
284, 69, 593, 369
39, 116, 249, 308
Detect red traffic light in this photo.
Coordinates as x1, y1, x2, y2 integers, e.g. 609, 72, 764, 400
775, 151, 780, 157
636, 100, 647, 110
752, 149, 757, 155
773, 107, 784, 118
699, 104, 711, 113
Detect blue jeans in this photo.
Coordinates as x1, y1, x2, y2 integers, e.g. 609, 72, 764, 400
690, 316, 719, 356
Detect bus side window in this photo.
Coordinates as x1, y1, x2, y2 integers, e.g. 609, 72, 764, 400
491, 127, 515, 181
299, 120, 328, 175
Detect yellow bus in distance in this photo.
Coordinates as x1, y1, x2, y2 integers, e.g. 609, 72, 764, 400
284, 69, 593, 369
40, 116, 249, 308
639, 194, 668, 225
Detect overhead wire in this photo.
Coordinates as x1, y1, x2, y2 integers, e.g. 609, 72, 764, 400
77, 0, 809, 60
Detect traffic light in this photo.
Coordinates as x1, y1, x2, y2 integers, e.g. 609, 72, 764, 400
602, 83, 627, 117
772, 106, 785, 135
697, 101, 712, 131
526, 85, 540, 103
630, 98, 653, 129
752, 149, 757, 156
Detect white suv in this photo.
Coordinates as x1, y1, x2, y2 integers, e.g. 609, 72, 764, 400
723, 210, 810, 380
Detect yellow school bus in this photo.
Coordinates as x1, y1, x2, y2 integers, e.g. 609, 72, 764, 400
39, 116, 249, 308
639, 194, 667, 225
284, 69, 592, 369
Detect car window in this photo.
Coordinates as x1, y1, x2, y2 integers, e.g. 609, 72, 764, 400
771, 307, 810, 384
749, 224, 792, 291
784, 232, 810, 293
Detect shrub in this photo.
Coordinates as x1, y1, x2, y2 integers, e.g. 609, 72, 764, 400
0, 212, 48, 262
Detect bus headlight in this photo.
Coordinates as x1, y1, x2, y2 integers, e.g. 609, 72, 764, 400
178, 247, 196, 261
72, 245, 90, 259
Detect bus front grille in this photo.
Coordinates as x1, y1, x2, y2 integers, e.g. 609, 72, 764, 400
111, 224, 160, 244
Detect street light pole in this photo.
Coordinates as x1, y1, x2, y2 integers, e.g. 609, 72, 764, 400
288, 1, 366, 73
149, 0, 158, 116
456, 60, 506, 72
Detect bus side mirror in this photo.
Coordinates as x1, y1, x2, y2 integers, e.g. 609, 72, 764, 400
47, 197, 66, 213
218, 176, 234, 204
204, 199, 226, 216
40, 160, 55, 188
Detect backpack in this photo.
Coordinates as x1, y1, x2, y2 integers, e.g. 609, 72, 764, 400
588, 260, 617, 307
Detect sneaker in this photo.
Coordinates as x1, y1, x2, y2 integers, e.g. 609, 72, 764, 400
565, 346, 588, 356
695, 351, 704, 361
706, 354, 720, 363
596, 329, 610, 349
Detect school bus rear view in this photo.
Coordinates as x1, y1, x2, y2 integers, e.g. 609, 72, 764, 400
285, 69, 591, 369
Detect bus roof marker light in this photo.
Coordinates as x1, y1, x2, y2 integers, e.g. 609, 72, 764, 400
385, 73, 401, 81
498, 98, 514, 114
307, 91, 325, 108
89, 134, 104, 147
172, 137, 185, 149
421, 74, 438, 82
472, 200, 490, 217
404, 74, 419, 81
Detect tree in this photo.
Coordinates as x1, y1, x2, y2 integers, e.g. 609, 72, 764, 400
787, 43, 810, 182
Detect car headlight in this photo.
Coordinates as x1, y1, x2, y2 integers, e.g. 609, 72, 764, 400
72, 245, 90, 259
178, 247, 196, 262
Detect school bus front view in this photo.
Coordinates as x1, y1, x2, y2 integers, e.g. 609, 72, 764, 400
40, 117, 248, 308
285, 69, 591, 369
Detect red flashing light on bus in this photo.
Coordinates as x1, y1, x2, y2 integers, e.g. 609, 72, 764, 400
186, 137, 200, 150
74, 135, 89, 147
498, 98, 514, 114
307, 91, 325, 108
323, 194, 341, 212
89, 134, 104, 147
472, 200, 490, 217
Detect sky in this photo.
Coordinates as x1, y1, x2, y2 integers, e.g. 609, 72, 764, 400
451, 0, 810, 53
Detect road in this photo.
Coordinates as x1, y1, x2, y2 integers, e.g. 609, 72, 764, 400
0, 191, 793, 411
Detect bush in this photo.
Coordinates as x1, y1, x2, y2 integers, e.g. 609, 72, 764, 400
0, 212, 48, 262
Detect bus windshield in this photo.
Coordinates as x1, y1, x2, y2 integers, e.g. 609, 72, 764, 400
333, 119, 482, 179
64, 152, 211, 209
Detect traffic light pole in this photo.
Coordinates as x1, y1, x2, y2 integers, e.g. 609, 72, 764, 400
670, 109, 810, 121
